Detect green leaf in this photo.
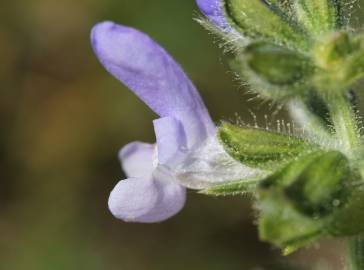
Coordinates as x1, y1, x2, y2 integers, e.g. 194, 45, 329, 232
293, 0, 336, 35
218, 122, 317, 170
199, 178, 261, 196
225, 0, 308, 49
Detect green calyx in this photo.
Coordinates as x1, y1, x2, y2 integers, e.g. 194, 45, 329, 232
257, 150, 356, 252
218, 122, 317, 171
199, 178, 260, 196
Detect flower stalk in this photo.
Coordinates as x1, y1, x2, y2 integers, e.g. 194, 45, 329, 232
317, 90, 364, 270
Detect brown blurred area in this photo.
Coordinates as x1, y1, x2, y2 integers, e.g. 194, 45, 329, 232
0, 0, 358, 269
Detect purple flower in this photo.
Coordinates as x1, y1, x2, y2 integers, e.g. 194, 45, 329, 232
91, 21, 216, 223
196, 0, 230, 30
91, 21, 260, 223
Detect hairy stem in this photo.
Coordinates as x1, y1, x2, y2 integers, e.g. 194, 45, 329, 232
323, 92, 361, 158
321, 92, 363, 270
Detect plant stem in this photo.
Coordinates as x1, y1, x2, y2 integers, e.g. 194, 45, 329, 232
347, 235, 364, 270
323, 92, 361, 158
322, 92, 364, 270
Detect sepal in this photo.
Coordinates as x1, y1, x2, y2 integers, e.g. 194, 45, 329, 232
199, 178, 261, 196
218, 122, 317, 170
257, 150, 355, 252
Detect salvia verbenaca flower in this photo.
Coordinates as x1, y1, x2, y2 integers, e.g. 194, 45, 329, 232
91, 21, 261, 223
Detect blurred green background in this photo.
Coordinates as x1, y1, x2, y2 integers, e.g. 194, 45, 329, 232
1, 0, 361, 269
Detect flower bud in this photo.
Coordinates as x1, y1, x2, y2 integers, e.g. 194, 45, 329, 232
313, 32, 364, 91
233, 42, 313, 100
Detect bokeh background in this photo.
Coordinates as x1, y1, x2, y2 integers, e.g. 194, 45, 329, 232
1, 1, 362, 269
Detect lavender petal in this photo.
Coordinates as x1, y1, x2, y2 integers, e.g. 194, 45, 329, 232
91, 21, 214, 139
119, 142, 155, 178
153, 117, 187, 166
108, 174, 186, 223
